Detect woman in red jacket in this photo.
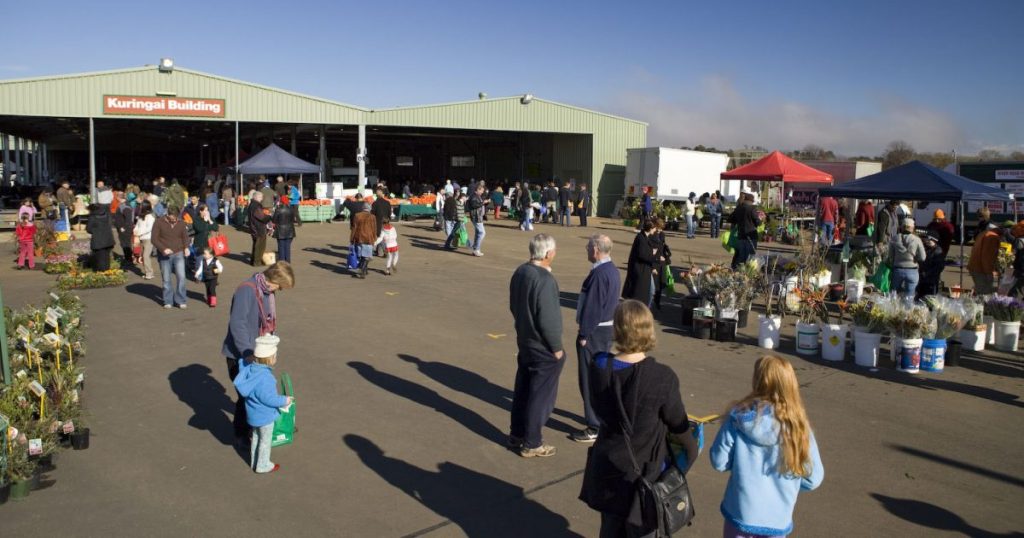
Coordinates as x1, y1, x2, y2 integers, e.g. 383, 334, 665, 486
15, 214, 36, 269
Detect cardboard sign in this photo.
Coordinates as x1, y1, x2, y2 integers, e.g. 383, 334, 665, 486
28, 438, 42, 456
28, 380, 47, 397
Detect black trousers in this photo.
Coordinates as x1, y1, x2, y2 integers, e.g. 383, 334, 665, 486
579, 211, 588, 227
510, 347, 565, 448
577, 325, 612, 430
92, 247, 112, 271
204, 278, 218, 299
251, 234, 267, 266
226, 357, 248, 439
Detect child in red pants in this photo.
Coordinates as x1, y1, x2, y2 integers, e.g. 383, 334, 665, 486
15, 214, 36, 270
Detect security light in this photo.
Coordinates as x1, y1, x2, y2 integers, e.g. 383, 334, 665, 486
520, 94, 534, 105
158, 58, 174, 73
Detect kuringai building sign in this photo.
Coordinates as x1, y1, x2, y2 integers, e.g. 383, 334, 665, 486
103, 95, 226, 117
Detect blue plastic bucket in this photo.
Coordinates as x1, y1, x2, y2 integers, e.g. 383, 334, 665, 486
921, 339, 947, 373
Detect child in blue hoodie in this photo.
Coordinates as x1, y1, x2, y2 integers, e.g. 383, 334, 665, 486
710, 355, 824, 537
233, 335, 292, 474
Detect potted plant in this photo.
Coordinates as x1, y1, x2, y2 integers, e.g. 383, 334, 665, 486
887, 303, 935, 374
985, 295, 1024, 352
958, 297, 987, 352
663, 202, 682, 231
921, 296, 967, 372
6, 438, 36, 501
821, 300, 850, 362
848, 298, 888, 367
794, 285, 828, 356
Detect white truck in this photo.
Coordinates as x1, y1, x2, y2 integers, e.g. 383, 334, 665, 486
625, 147, 730, 201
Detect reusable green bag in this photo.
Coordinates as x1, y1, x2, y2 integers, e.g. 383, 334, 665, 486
866, 223, 875, 238
271, 372, 295, 448
457, 218, 469, 247
663, 263, 676, 294
869, 262, 892, 293
721, 230, 734, 253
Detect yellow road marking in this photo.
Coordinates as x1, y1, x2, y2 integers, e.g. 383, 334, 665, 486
385, 292, 399, 296
487, 333, 506, 339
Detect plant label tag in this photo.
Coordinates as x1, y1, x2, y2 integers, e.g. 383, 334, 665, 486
16, 325, 30, 340
16, 369, 27, 379
76, 373, 84, 384
63, 421, 75, 434
28, 438, 42, 456
28, 380, 47, 397
72, 389, 79, 403
42, 333, 61, 347
45, 313, 59, 328
53, 306, 67, 317
50, 292, 61, 301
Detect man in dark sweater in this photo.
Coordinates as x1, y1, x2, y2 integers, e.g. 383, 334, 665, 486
558, 181, 573, 227
508, 233, 564, 458
152, 207, 191, 309
572, 234, 621, 443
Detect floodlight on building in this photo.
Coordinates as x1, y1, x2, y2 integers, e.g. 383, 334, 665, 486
478, 92, 487, 100
520, 94, 534, 105
158, 58, 174, 73
156, 91, 177, 97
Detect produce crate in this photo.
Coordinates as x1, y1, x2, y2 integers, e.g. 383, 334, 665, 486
299, 206, 322, 222
318, 205, 336, 220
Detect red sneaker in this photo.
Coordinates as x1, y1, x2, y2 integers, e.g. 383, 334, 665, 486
209, 296, 217, 307
269, 464, 280, 473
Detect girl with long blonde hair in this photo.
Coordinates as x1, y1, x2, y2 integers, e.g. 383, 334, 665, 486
710, 355, 824, 537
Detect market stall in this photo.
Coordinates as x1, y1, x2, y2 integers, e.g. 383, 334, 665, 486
818, 160, 1014, 287
235, 143, 321, 199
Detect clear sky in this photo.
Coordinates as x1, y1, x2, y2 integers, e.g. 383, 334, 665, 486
4, 0, 1022, 156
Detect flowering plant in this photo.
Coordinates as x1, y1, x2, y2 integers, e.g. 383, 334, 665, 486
886, 303, 935, 339
923, 296, 968, 339
985, 295, 1024, 322
848, 298, 887, 333
996, 248, 1015, 275
961, 296, 985, 330
794, 286, 829, 324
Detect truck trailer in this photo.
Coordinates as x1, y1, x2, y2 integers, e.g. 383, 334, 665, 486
624, 147, 729, 201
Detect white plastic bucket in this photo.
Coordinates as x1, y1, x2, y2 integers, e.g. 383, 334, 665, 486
898, 338, 924, 374
959, 327, 986, 351
854, 331, 882, 367
811, 270, 832, 289
821, 324, 849, 362
758, 315, 782, 349
994, 320, 1021, 352
846, 279, 864, 303
795, 321, 820, 356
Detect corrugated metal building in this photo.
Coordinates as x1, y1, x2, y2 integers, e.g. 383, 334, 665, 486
0, 64, 645, 215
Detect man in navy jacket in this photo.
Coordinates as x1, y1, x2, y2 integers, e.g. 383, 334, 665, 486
572, 234, 621, 443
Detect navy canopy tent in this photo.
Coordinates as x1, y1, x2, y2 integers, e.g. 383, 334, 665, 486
234, 143, 321, 197
819, 160, 1013, 288
818, 160, 1011, 202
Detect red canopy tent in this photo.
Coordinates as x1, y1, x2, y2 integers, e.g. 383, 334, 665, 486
720, 150, 833, 183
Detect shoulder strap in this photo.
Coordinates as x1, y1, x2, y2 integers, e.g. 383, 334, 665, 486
612, 359, 645, 476
240, 281, 269, 335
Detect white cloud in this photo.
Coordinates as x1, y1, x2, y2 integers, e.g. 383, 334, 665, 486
606, 75, 974, 156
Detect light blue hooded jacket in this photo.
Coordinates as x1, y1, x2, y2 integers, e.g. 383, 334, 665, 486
232, 360, 288, 428
710, 404, 824, 536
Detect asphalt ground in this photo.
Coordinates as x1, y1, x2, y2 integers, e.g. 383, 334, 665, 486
1, 215, 1021, 537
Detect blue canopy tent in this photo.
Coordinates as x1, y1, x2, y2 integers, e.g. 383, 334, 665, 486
818, 160, 1014, 287
234, 143, 321, 195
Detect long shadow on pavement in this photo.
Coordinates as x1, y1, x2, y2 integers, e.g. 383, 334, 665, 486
344, 434, 582, 538
397, 354, 587, 435
886, 443, 1024, 488
870, 493, 1022, 538
125, 282, 206, 305
168, 363, 248, 462
348, 361, 507, 446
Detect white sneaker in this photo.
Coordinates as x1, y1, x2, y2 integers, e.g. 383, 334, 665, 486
473, 250, 484, 257
178, 304, 187, 310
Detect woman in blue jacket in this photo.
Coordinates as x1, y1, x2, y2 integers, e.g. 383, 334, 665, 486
711, 355, 824, 537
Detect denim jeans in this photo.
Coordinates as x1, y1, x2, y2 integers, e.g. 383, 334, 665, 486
277, 237, 293, 263
710, 215, 722, 238
158, 251, 187, 306
562, 207, 572, 227
444, 220, 461, 248
471, 221, 485, 251
686, 214, 696, 238
892, 267, 919, 297
821, 220, 835, 245
250, 423, 275, 473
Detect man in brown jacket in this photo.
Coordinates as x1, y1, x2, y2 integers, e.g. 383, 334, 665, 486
968, 222, 1002, 295
349, 204, 377, 279
56, 180, 74, 222
152, 207, 191, 309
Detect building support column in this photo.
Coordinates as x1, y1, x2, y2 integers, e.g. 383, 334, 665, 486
1, 133, 8, 185
357, 124, 366, 191
14, 137, 22, 184
235, 121, 241, 194
89, 118, 97, 199
42, 142, 49, 184
34, 141, 42, 185
290, 126, 297, 155
318, 125, 326, 186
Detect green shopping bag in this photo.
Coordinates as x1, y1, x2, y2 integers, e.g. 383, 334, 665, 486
271, 372, 295, 447
721, 230, 735, 253
866, 223, 875, 238
663, 263, 676, 294
457, 218, 469, 247
869, 262, 892, 293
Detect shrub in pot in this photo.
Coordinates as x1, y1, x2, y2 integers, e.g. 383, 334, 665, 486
985, 295, 1024, 352
794, 285, 829, 356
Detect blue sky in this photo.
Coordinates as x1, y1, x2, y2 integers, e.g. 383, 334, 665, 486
4, 0, 1022, 155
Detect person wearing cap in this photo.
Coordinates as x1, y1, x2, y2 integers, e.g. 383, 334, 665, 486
684, 192, 697, 239
968, 222, 1001, 294
927, 209, 955, 259
233, 334, 293, 474
917, 232, 945, 299
889, 218, 926, 297
223, 261, 295, 444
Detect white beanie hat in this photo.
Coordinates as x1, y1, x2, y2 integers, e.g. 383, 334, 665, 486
253, 335, 280, 358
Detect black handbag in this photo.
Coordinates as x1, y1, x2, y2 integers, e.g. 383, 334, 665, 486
612, 359, 695, 536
